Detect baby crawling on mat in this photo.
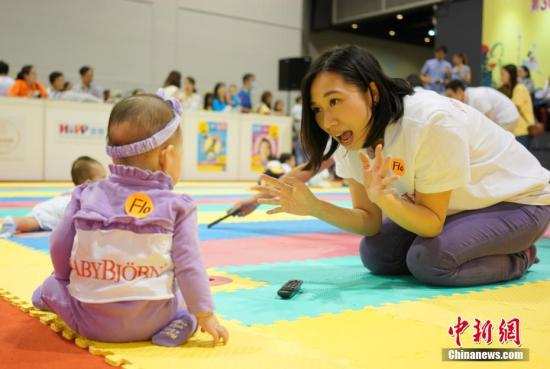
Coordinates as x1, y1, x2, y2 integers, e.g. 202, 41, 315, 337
0, 156, 106, 238
32, 91, 228, 346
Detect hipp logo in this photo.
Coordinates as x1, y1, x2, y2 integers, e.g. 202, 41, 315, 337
58, 123, 105, 138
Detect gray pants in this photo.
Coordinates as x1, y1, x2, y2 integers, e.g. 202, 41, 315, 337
360, 203, 550, 286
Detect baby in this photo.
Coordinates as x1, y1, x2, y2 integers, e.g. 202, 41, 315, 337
0, 156, 106, 238
32, 91, 228, 346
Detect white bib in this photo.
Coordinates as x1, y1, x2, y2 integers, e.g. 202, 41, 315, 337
68, 228, 175, 303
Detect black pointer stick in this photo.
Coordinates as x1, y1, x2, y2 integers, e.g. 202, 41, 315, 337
207, 209, 240, 228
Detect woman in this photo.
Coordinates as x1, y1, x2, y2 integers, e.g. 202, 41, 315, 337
8, 65, 47, 98
181, 76, 202, 111
499, 64, 536, 147
161, 70, 183, 99
256, 91, 273, 115
518, 65, 535, 94
212, 83, 230, 112
451, 53, 471, 85
256, 45, 550, 287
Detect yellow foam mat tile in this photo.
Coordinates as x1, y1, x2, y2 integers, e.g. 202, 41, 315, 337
207, 270, 266, 293
254, 281, 550, 369
85, 320, 357, 369
0, 241, 54, 300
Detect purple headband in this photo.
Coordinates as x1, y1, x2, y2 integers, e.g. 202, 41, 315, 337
106, 89, 183, 159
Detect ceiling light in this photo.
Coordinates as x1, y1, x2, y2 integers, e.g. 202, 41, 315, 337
428, 29, 435, 36
396, 14, 404, 20
389, 30, 396, 36
351, 23, 358, 29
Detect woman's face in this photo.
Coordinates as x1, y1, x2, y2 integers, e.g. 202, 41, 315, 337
500, 69, 510, 85
518, 67, 527, 79
183, 79, 193, 93
452, 55, 461, 65
218, 85, 226, 99
310, 72, 375, 150
259, 140, 272, 161
26, 68, 37, 84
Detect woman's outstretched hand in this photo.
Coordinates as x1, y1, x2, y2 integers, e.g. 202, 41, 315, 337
360, 144, 398, 203
253, 175, 318, 216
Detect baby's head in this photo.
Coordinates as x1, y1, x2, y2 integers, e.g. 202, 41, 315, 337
106, 93, 183, 184
71, 156, 106, 186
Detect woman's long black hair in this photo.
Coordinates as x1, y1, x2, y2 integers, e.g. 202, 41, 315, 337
499, 64, 518, 98
300, 45, 413, 171
16, 65, 33, 81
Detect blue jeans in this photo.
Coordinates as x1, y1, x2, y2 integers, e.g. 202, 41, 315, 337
360, 202, 550, 286
516, 135, 530, 148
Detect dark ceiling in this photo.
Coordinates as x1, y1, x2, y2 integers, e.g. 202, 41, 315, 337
331, 5, 436, 47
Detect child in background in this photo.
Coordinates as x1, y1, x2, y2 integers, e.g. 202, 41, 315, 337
32, 91, 228, 346
0, 157, 106, 238
262, 153, 296, 180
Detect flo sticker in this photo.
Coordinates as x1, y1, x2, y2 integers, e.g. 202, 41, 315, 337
125, 193, 154, 218
391, 158, 405, 177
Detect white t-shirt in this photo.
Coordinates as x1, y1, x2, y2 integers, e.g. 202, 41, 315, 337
29, 194, 72, 230
334, 89, 550, 215
0, 76, 14, 96
181, 93, 202, 111
464, 87, 519, 128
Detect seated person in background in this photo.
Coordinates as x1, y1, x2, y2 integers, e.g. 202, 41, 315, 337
255, 91, 273, 115
273, 99, 286, 115
0, 157, 106, 238
48, 72, 102, 102
534, 76, 550, 123
228, 84, 241, 110
74, 66, 104, 99
181, 76, 202, 111
203, 92, 214, 110
161, 70, 183, 99
132, 88, 146, 96
445, 79, 520, 131
518, 65, 535, 94
8, 65, 48, 98
212, 83, 230, 112
0, 60, 15, 96
263, 153, 296, 179
406, 74, 425, 91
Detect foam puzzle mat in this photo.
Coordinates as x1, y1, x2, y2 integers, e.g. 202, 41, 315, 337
1, 181, 549, 369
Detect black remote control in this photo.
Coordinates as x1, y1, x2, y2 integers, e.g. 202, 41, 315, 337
277, 279, 303, 299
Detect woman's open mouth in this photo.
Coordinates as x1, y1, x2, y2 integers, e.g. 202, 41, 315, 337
337, 130, 354, 146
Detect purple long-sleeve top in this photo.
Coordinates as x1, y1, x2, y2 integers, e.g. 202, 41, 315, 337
50, 164, 214, 315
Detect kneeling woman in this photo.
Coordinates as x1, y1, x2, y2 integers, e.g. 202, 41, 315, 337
257, 45, 550, 287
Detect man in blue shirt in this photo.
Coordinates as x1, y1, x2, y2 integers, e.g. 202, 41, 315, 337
421, 46, 452, 94
238, 73, 255, 112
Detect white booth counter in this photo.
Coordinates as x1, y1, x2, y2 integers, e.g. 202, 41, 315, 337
44, 100, 113, 181
0, 97, 292, 181
0, 98, 45, 180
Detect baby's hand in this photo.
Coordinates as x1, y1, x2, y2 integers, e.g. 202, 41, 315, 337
197, 313, 229, 346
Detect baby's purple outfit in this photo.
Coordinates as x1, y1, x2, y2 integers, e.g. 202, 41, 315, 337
33, 164, 214, 342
